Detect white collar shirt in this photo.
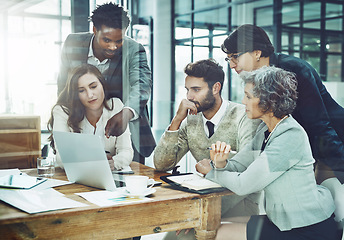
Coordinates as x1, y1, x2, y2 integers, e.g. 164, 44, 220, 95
87, 36, 111, 74
86, 37, 139, 121
202, 99, 228, 137
79, 114, 107, 147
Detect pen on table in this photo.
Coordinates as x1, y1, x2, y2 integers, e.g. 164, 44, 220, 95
206, 147, 237, 154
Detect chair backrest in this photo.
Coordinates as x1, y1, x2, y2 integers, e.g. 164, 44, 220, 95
0, 115, 41, 169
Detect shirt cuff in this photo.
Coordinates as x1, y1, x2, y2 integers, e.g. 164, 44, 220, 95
124, 107, 138, 121
167, 124, 179, 132
210, 159, 229, 170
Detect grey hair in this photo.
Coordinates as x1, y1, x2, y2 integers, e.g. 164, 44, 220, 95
240, 66, 298, 118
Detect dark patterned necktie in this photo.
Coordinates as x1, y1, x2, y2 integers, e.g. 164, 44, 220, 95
206, 121, 214, 138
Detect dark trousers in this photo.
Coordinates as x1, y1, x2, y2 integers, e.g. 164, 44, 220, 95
132, 147, 145, 165
247, 215, 342, 240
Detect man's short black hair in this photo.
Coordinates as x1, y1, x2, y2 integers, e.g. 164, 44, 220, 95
184, 58, 225, 94
90, 2, 130, 30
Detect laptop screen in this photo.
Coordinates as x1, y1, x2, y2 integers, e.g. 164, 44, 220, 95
53, 131, 117, 191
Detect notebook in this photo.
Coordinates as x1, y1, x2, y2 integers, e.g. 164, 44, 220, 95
160, 173, 226, 194
53, 131, 121, 191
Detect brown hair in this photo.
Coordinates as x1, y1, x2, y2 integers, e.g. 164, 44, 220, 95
47, 64, 113, 153
184, 58, 225, 94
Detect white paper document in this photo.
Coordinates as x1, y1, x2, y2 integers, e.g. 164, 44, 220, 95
0, 169, 22, 177
0, 169, 72, 190
76, 189, 153, 207
32, 178, 73, 190
0, 188, 88, 214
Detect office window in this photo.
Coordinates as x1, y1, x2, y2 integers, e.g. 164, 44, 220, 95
327, 55, 341, 82
194, 0, 228, 11
282, 2, 299, 26
26, 0, 70, 15
302, 34, 321, 52
194, 6, 228, 33
326, 35, 342, 82
173, 0, 344, 118
0, 0, 71, 130
193, 29, 209, 42
304, 2, 321, 22
173, 1, 230, 116
256, 5, 274, 27
326, 3, 342, 31
132, 20, 154, 124
175, 24, 192, 40
175, 45, 191, 108
132, 24, 152, 67
174, 0, 192, 15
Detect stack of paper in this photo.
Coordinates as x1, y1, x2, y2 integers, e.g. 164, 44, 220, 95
0, 188, 88, 214
0, 169, 87, 214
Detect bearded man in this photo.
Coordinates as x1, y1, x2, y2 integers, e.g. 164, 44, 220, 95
153, 59, 261, 240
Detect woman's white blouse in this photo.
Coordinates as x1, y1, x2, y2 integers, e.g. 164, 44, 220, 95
53, 98, 133, 170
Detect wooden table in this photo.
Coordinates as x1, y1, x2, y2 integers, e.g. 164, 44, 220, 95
0, 162, 232, 240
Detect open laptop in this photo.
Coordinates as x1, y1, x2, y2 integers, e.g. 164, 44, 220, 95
53, 131, 118, 191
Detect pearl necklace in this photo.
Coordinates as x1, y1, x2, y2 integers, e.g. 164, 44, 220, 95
264, 115, 289, 143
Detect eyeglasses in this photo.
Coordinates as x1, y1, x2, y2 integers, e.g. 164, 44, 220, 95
225, 52, 245, 64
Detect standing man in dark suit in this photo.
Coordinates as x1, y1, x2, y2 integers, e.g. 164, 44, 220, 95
57, 3, 156, 164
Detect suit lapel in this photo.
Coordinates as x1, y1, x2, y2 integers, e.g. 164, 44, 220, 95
80, 33, 93, 62
67, 33, 93, 63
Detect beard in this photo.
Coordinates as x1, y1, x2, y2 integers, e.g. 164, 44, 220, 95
190, 89, 216, 113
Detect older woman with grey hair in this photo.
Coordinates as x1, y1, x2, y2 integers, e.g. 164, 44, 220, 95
196, 66, 340, 240
239, 65, 298, 120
